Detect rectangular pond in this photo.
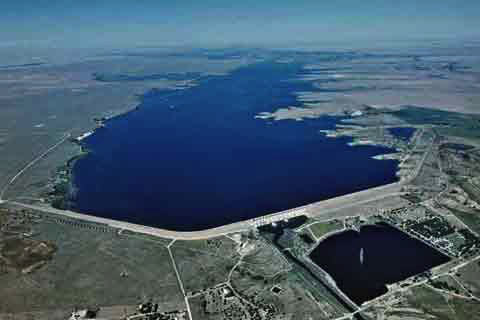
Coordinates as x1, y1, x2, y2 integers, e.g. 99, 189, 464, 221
309, 223, 450, 305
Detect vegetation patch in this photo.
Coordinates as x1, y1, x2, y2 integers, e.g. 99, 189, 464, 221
0, 238, 56, 272
308, 219, 344, 239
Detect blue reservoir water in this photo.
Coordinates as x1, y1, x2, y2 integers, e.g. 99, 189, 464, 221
72, 62, 399, 231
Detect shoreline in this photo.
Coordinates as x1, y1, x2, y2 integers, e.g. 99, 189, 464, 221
46, 96, 147, 210
46, 81, 205, 211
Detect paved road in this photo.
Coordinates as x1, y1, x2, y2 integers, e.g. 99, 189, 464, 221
9, 201, 252, 240
0, 133, 71, 201
8, 181, 404, 240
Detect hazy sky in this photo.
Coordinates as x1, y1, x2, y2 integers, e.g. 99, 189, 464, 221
1, 0, 479, 48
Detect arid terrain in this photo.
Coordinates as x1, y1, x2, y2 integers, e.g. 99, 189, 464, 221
1, 43, 480, 320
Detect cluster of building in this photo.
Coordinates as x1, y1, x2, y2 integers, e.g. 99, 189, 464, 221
196, 283, 279, 320
382, 207, 479, 258
128, 302, 186, 320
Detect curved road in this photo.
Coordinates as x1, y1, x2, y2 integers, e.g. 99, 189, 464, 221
9, 180, 405, 240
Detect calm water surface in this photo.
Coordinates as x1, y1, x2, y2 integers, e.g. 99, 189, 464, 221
309, 223, 450, 305
72, 62, 399, 231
